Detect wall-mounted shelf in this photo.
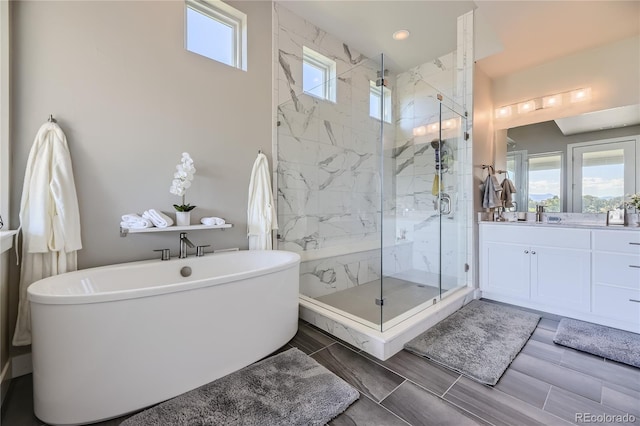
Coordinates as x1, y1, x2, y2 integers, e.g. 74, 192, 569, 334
120, 223, 232, 237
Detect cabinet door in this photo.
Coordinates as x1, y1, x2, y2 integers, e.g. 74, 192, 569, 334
481, 241, 530, 299
530, 246, 591, 311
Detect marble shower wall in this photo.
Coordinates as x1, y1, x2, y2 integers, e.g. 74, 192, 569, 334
274, 3, 403, 298
392, 49, 469, 286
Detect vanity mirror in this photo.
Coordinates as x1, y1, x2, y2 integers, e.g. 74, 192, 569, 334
488, 30, 640, 214
501, 104, 640, 214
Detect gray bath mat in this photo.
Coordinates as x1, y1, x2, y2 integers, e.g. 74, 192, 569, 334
120, 347, 359, 426
404, 300, 540, 385
554, 318, 640, 368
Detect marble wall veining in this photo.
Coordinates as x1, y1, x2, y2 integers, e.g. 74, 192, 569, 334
275, 3, 388, 256
274, 3, 473, 306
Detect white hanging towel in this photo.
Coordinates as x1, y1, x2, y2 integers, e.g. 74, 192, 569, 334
13, 121, 82, 346
247, 153, 278, 250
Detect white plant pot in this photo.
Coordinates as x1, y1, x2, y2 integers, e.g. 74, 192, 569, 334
175, 211, 191, 226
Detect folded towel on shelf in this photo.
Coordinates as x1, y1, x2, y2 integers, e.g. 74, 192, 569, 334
481, 173, 502, 209
120, 213, 153, 229
201, 217, 226, 226
142, 209, 174, 228
500, 178, 517, 208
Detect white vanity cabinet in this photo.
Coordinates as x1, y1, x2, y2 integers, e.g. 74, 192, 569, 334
591, 230, 640, 327
479, 223, 640, 333
480, 224, 591, 312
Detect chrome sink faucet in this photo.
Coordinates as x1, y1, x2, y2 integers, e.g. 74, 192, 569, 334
179, 232, 195, 258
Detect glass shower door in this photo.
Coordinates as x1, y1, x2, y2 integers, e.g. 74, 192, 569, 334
380, 94, 467, 331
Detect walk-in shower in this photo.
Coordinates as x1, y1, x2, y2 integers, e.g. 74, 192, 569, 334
274, 4, 474, 359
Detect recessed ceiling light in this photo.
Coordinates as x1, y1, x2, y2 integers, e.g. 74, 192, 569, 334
393, 30, 410, 41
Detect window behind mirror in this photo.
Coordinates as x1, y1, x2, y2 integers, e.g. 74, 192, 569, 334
568, 138, 637, 213
527, 153, 562, 212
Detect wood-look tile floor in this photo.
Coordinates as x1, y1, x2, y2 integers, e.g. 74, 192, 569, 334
2, 308, 639, 425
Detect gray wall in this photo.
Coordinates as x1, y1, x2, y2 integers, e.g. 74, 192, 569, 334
508, 121, 640, 156
7, 0, 272, 356
10, 0, 273, 269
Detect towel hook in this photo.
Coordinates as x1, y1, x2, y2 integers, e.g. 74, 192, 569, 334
48, 114, 56, 123
258, 149, 262, 154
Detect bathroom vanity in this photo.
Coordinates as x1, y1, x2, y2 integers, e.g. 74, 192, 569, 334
479, 222, 640, 333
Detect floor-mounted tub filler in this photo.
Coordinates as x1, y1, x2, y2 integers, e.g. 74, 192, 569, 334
28, 250, 300, 425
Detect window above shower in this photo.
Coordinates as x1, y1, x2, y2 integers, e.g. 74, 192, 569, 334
369, 81, 392, 123
185, 0, 247, 71
302, 47, 336, 102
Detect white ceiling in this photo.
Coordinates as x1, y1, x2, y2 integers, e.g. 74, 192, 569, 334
281, 1, 640, 78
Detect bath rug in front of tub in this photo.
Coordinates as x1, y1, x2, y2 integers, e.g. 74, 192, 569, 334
119, 347, 359, 426
404, 300, 540, 386
553, 318, 640, 368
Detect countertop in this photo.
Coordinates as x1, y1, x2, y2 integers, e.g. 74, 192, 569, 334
1, 230, 18, 254
478, 220, 640, 231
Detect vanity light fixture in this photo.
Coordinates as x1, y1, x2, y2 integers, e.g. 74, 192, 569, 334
495, 106, 512, 119
412, 117, 460, 137
413, 126, 427, 136
517, 100, 536, 114
495, 87, 591, 119
393, 30, 410, 41
570, 87, 591, 103
542, 94, 562, 108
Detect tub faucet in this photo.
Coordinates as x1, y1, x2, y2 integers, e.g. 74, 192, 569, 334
179, 232, 195, 258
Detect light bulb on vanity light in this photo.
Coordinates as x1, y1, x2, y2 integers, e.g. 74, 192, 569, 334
495, 106, 512, 119
517, 100, 536, 114
570, 88, 591, 103
413, 126, 427, 136
542, 94, 562, 108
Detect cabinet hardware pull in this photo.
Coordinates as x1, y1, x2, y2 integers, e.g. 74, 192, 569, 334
524, 250, 529, 254
630, 242, 640, 246
629, 299, 640, 303
630, 265, 640, 269
531, 251, 536, 255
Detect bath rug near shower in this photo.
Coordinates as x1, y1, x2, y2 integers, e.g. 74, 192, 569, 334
553, 318, 640, 368
404, 300, 540, 385
120, 347, 359, 426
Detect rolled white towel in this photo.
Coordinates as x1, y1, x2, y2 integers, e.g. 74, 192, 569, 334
201, 217, 226, 226
120, 213, 153, 229
143, 209, 174, 228
120, 220, 153, 229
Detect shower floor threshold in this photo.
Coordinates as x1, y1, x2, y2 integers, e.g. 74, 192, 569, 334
299, 286, 475, 360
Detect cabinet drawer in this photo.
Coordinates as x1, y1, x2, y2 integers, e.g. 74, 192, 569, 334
593, 230, 640, 254
481, 224, 590, 249
593, 285, 640, 325
593, 252, 640, 290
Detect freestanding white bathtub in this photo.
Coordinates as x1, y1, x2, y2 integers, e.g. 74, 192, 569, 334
28, 250, 301, 425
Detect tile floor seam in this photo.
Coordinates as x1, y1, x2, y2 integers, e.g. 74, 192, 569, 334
308, 341, 336, 357
541, 384, 552, 411
441, 373, 462, 398
357, 393, 413, 426
377, 379, 407, 404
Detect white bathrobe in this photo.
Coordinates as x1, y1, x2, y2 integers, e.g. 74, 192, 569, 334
247, 153, 278, 250
13, 122, 82, 346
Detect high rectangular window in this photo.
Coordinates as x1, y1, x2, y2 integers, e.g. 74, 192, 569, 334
186, 0, 247, 71
369, 81, 392, 123
302, 47, 336, 102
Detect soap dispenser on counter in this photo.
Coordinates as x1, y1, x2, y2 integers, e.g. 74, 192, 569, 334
536, 205, 545, 222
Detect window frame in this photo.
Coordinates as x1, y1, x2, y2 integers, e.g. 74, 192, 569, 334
302, 46, 336, 103
567, 135, 639, 213
369, 80, 392, 123
527, 151, 564, 213
185, 0, 247, 71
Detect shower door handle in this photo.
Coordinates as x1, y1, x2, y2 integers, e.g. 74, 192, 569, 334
438, 193, 452, 215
